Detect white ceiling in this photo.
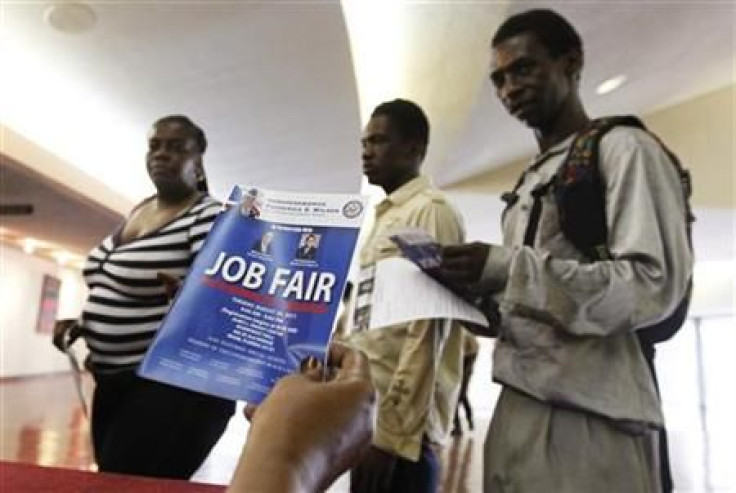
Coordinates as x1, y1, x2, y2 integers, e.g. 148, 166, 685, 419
2, 0, 363, 201
4, 1, 734, 200
0, 157, 122, 255
1, 0, 734, 260
438, 0, 736, 186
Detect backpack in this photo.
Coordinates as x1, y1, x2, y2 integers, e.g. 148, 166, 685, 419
504, 116, 694, 345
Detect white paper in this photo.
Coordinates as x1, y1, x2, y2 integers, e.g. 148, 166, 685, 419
368, 257, 488, 329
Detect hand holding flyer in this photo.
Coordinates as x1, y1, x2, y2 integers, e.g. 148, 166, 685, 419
389, 228, 501, 334
350, 228, 490, 332
139, 186, 367, 404
389, 227, 443, 270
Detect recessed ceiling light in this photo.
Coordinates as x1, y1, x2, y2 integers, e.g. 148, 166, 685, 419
44, 2, 97, 34
23, 238, 37, 254
596, 75, 627, 95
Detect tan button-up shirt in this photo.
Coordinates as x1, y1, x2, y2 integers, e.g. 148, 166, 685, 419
346, 175, 466, 461
482, 127, 693, 427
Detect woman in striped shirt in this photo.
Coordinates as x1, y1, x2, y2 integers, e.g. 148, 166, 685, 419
54, 115, 235, 479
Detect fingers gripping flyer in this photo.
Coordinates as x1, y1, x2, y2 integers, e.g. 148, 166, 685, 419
352, 227, 490, 333
139, 186, 367, 404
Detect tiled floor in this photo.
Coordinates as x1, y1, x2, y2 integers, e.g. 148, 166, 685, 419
2, 343, 734, 493
0, 374, 95, 472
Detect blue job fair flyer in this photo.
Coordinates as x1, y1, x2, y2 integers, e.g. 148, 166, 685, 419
138, 185, 367, 403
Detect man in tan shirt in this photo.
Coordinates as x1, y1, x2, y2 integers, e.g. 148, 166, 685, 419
346, 99, 465, 493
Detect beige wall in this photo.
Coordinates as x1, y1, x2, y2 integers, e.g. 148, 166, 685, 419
643, 84, 735, 209
0, 243, 88, 377
447, 84, 736, 209
446, 157, 526, 195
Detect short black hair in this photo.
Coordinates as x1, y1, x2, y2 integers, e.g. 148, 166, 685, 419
492, 9, 582, 58
153, 115, 209, 192
371, 99, 429, 149
154, 115, 208, 154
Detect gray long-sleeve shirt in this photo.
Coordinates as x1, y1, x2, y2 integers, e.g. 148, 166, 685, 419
482, 126, 693, 427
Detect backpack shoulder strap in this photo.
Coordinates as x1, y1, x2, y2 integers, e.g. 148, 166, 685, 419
558, 116, 695, 345
555, 115, 694, 261
554, 116, 648, 261
501, 170, 527, 218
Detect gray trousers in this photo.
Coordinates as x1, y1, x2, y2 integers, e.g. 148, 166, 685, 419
484, 387, 661, 493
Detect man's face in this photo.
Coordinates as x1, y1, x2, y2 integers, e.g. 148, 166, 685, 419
490, 32, 576, 130
361, 115, 416, 189
306, 236, 317, 248
146, 122, 201, 192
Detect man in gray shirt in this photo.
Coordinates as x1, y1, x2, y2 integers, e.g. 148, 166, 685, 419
436, 9, 692, 493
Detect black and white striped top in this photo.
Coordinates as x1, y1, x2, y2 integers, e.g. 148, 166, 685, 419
81, 195, 220, 374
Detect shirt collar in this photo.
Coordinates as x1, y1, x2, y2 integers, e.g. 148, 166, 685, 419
528, 133, 577, 170
376, 175, 431, 213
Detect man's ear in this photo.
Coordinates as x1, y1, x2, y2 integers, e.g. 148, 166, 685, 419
564, 49, 584, 83
406, 140, 426, 163
194, 159, 204, 179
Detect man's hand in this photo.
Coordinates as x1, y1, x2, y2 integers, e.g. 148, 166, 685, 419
229, 344, 375, 493
52, 319, 81, 352
437, 242, 491, 286
428, 242, 492, 301
434, 242, 504, 337
350, 445, 399, 493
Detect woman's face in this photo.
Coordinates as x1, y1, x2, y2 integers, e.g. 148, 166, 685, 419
146, 122, 201, 195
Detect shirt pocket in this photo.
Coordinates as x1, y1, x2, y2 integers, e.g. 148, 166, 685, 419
370, 218, 404, 261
